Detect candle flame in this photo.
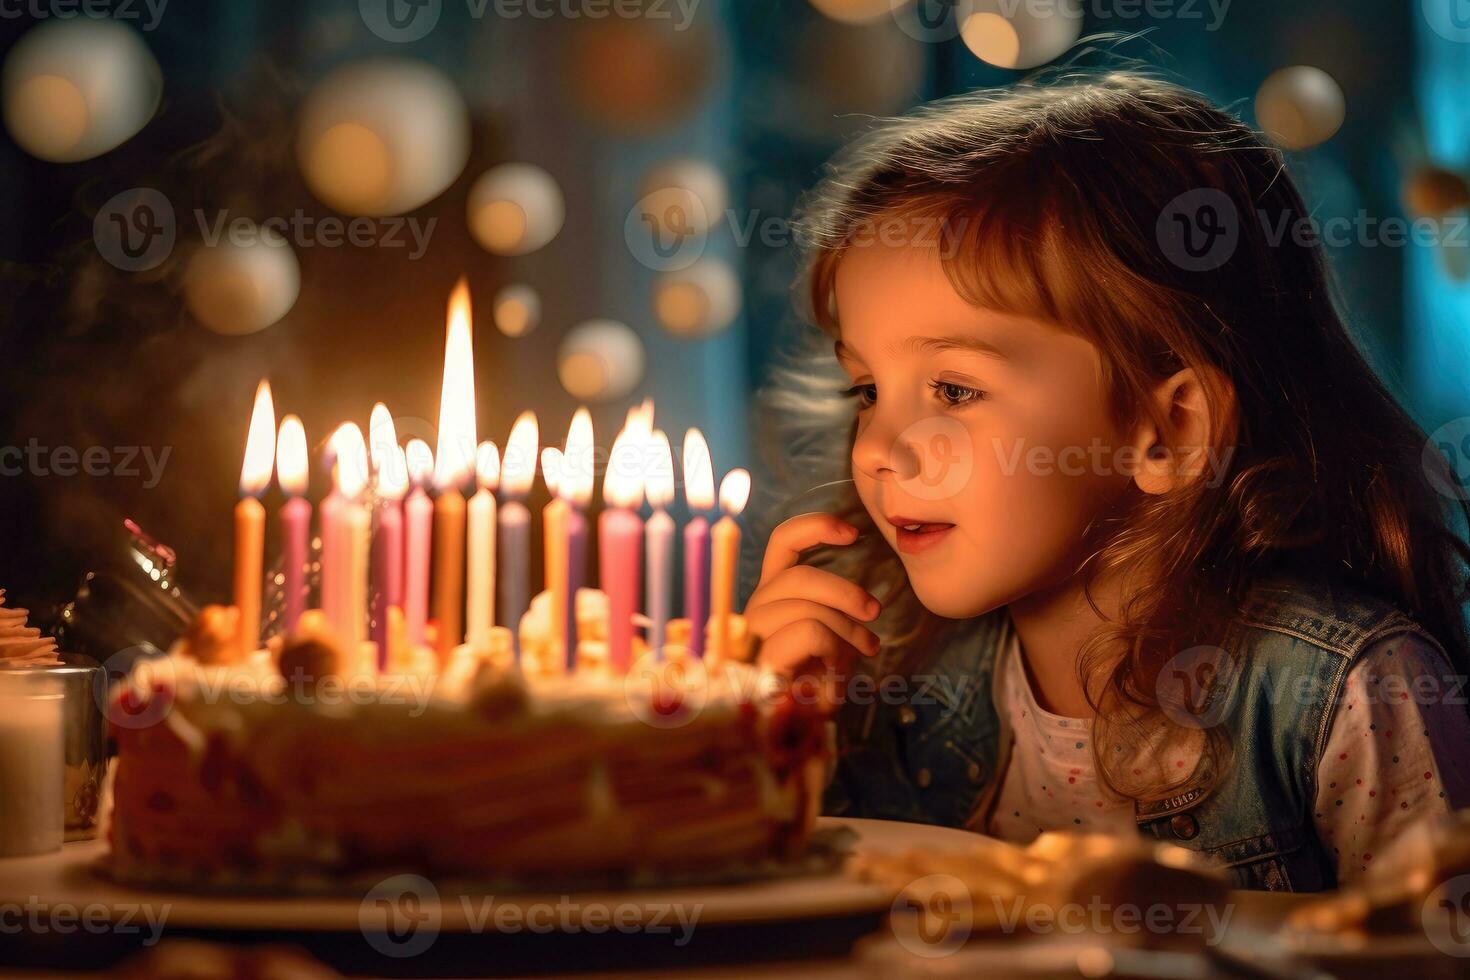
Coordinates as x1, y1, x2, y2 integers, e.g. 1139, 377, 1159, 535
239, 380, 276, 497
476, 441, 500, 491
603, 424, 645, 510
502, 410, 539, 498
369, 402, 398, 474
330, 423, 370, 500
625, 397, 655, 439
378, 445, 409, 500
718, 468, 751, 516
683, 428, 714, 511
541, 447, 563, 497
276, 414, 308, 497
646, 429, 675, 509
434, 278, 477, 490
405, 438, 434, 490
564, 407, 594, 507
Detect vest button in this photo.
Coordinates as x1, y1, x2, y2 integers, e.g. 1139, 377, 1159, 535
1170, 813, 1199, 841
967, 761, 982, 783
898, 706, 917, 726
916, 768, 932, 789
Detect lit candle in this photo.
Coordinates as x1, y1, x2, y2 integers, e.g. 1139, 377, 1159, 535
562, 408, 595, 668
403, 439, 434, 650
234, 380, 275, 657
467, 441, 499, 653
322, 423, 371, 651
498, 411, 539, 657
710, 468, 751, 661
645, 429, 675, 659
541, 446, 569, 672
600, 424, 645, 674
431, 279, 477, 663
682, 428, 714, 658
276, 414, 310, 635
372, 444, 408, 666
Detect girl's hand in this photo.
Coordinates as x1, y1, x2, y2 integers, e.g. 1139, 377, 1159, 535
745, 514, 882, 707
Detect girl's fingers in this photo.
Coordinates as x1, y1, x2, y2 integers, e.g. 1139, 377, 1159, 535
759, 512, 860, 584
746, 599, 880, 657
758, 619, 859, 676
749, 565, 880, 624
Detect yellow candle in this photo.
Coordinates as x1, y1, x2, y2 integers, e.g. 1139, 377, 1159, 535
542, 445, 570, 672
709, 468, 750, 661
233, 497, 265, 656
234, 380, 275, 657
431, 277, 476, 663
432, 490, 466, 663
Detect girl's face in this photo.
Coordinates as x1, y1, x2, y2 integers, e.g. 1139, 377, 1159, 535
836, 239, 1136, 619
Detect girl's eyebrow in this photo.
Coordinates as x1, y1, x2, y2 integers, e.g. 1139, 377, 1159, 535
897, 334, 1012, 361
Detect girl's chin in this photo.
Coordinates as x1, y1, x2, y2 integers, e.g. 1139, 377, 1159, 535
906, 572, 1004, 620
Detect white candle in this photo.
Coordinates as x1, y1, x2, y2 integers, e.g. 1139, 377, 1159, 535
0, 672, 63, 857
322, 423, 370, 650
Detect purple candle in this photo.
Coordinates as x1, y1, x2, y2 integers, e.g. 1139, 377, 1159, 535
371, 445, 407, 666
403, 439, 434, 650
645, 430, 675, 658
498, 411, 540, 658
276, 415, 311, 633
562, 408, 594, 669
682, 428, 715, 658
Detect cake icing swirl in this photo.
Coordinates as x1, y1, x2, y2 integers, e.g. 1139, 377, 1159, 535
0, 589, 60, 665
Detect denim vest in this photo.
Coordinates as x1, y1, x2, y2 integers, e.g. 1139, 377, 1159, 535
822, 570, 1447, 892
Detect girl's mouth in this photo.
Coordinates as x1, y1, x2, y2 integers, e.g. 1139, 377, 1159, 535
887, 516, 956, 554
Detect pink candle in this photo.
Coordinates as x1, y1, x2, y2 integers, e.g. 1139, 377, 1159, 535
371, 445, 407, 666
276, 415, 311, 633
645, 430, 675, 658
682, 429, 715, 658
403, 439, 434, 650
600, 425, 645, 674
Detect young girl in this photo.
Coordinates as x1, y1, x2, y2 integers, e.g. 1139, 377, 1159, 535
746, 71, 1470, 892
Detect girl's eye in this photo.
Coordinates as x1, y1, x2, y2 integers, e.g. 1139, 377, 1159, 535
929, 379, 987, 407
843, 383, 878, 408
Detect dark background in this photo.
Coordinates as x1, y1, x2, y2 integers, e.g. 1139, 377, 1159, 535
0, 0, 1460, 624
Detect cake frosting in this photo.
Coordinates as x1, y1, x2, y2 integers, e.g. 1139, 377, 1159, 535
0, 589, 60, 665
108, 591, 825, 891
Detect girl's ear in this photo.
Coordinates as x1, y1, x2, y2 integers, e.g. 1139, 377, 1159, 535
1130, 366, 1236, 496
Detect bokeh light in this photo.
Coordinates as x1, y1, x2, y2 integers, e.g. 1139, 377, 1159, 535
654, 259, 741, 339
297, 58, 469, 216
557, 319, 645, 401
1, 18, 161, 162
958, 0, 1082, 71
1255, 66, 1345, 150
467, 164, 565, 256
493, 283, 542, 338
183, 225, 300, 336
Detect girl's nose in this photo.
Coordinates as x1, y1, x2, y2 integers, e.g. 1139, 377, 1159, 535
853, 414, 922, 482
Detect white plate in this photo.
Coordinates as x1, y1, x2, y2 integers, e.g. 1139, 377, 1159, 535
0, 817, 982, 932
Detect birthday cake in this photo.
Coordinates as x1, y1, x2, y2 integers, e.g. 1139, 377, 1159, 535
106, 596, 825, 891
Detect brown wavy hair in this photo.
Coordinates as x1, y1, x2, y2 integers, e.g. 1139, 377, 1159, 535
762, 69, 1470, 803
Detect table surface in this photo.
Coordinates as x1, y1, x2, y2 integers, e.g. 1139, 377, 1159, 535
0, 817, 1444, 979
